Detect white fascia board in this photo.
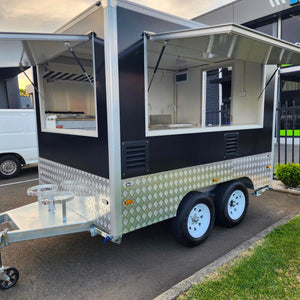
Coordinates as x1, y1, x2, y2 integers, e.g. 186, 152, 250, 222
150, 23, 300, 55
230, 25, 300, 54
117, 0, 205, 29
0, 32, 89, 42
280, 65, 300, 73
146, 125, 263, 138
149, 24, 234, 41
42, 128, 98, 137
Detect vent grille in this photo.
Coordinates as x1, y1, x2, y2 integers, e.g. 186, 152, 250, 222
224, 132, 239, 158
122, 140, 149, 177
43, 70, 94, 83
176, 72, 188, 84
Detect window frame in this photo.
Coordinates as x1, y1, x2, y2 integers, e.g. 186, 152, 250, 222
144, 37, 265, 138
37, 35, 99, 138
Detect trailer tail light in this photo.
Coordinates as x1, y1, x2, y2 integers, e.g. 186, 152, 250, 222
125, 199, 134, 205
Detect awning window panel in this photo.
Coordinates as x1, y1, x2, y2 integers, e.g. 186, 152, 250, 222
0, 33, 89, 68
148, 24, 300, 66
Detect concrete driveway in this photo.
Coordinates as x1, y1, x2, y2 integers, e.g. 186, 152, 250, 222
0, 171, 299, 300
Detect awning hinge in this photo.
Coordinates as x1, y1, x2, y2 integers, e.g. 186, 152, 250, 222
147, 41, 168, 92
65, 42, 94, 87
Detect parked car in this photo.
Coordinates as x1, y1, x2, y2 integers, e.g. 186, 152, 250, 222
0, 109, 38, 178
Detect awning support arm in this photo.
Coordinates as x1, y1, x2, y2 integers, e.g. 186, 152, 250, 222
19, 64, 40, 95
148, 41, 168, 92
258, 66, 280, 101
65, 43, 94, 87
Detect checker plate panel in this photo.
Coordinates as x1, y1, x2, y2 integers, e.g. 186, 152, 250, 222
39, 158, 111, 233
121, 153, 272, 234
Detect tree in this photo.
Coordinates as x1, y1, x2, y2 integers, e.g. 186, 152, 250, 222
19, 89, 29, 97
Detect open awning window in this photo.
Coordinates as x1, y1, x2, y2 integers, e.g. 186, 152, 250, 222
0, 32, 90, 68
147, 24, 300, 67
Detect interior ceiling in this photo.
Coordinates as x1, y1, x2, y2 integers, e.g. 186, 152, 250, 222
147, 51, 209, 71
0, 34, 89, 68
50, 54, 93, 68
149, 27, 300, 67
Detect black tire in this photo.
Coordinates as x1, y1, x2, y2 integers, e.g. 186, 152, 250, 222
0, 267, 19, 290
173, 192, 215, 247
0, 156, 21, 179
214, 181, 249, 227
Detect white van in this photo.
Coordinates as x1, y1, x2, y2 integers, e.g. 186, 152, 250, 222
0, 109, 38, 178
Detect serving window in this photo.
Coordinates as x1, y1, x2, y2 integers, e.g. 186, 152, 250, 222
37, 38, 98, 137
145, 36, 265, 136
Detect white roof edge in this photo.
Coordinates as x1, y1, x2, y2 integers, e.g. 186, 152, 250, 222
0, 32, 89, 41
117, 0, 205, 29
281, 65, 300, 73
149, 24, 234, 40
55, 0, 206, 34
55, 2, 101, 33
149, 23, 300, 53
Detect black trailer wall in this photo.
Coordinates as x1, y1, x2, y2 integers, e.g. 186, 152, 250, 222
118, 7, 275, 179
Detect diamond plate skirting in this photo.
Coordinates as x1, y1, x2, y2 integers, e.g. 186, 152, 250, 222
121, 153, 272, 234
39, 158, 111, 233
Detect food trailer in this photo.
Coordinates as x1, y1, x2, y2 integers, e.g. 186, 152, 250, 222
1, 0, 300, 289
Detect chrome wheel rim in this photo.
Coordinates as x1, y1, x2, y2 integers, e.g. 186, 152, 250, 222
227, 190, 246, 220
187, 203, 211, 238
0, 160, 17, 176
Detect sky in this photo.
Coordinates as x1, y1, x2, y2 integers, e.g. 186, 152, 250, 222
1, 0, 235, 88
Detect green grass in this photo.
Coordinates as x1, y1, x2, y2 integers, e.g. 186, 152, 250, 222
179, 216, 300, 300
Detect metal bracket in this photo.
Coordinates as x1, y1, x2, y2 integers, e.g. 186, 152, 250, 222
0, 229, 9, 249
89, 225, 122, 244
0, 230, 9, 281
252, 185, 272, 197
65, 42, 94, 87
111, 236, 122, 244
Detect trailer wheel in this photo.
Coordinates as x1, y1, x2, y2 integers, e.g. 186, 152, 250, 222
214, 181, 249, 227
0, 156, 21, 179
174, 192, 215, 247
0, 267, 19, 290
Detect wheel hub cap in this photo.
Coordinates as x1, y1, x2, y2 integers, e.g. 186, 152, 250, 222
0, 160, 17, 176
227, 190, 246, 220
187, 203, 211, 238
191, 215, 200, 223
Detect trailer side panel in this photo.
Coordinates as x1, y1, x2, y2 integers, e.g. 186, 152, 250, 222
117, 8, 275, 179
